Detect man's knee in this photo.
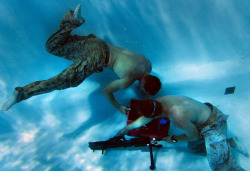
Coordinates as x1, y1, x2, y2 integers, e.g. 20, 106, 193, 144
45, 38, 55, 53
45, 39, 61, 56
68, 79, 84, 88
45, 39, 54, 53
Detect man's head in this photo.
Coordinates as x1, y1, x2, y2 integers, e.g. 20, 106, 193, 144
140, 74, 161, 96
136, 99, 162, 118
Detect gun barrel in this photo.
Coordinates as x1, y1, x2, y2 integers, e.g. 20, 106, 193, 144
89, 137, 153, 151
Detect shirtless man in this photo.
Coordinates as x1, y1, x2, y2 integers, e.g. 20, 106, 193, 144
116, 96, 247, 170
1, 5, 161, 113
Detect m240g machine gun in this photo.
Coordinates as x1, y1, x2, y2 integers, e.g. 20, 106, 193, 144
89, 136, 162, 170
89, 99, 170, 170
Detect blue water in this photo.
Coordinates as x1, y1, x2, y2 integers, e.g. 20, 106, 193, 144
0, 0, 250, 170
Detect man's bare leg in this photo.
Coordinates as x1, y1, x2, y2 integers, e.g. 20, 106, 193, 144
1, 90, 18, 111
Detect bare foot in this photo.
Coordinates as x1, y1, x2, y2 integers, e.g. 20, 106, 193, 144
73, 4, 84, 24
230, 137, 249, 158
1, 90, 18, 111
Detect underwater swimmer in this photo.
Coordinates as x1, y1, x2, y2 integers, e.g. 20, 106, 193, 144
116, 96, 248, 171
1, 4, 161, 113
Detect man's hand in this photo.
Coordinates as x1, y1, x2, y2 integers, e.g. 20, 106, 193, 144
163, 136, 174, 144
140, 88, 149, 100
115, 127, 128, 137
118, 106, 131, 115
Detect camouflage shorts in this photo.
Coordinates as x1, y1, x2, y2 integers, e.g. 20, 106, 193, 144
200, 106, 244, 171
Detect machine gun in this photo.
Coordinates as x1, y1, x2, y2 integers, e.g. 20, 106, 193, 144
88, 99, 170, 170
89, 136, 162, 170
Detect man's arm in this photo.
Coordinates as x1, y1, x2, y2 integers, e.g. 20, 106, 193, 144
140, 88, 149, 100
164, 113, 200, 143
164, 121, 199, 143
102, 77, 134, 114
115, 116, 152, 137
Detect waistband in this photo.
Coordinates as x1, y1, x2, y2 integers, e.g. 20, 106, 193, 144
104, 50, 109, 67
102, 40, 110, 67
97, 42, 109, 72
198, 103, 218, 130
86, 34, 109, 67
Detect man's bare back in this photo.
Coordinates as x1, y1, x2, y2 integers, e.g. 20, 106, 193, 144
106, 43, 152, 80
156, 96, 211, 128
102, 43, 157, 114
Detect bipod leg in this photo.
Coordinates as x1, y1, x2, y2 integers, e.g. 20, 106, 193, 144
149, 143, 156, 170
